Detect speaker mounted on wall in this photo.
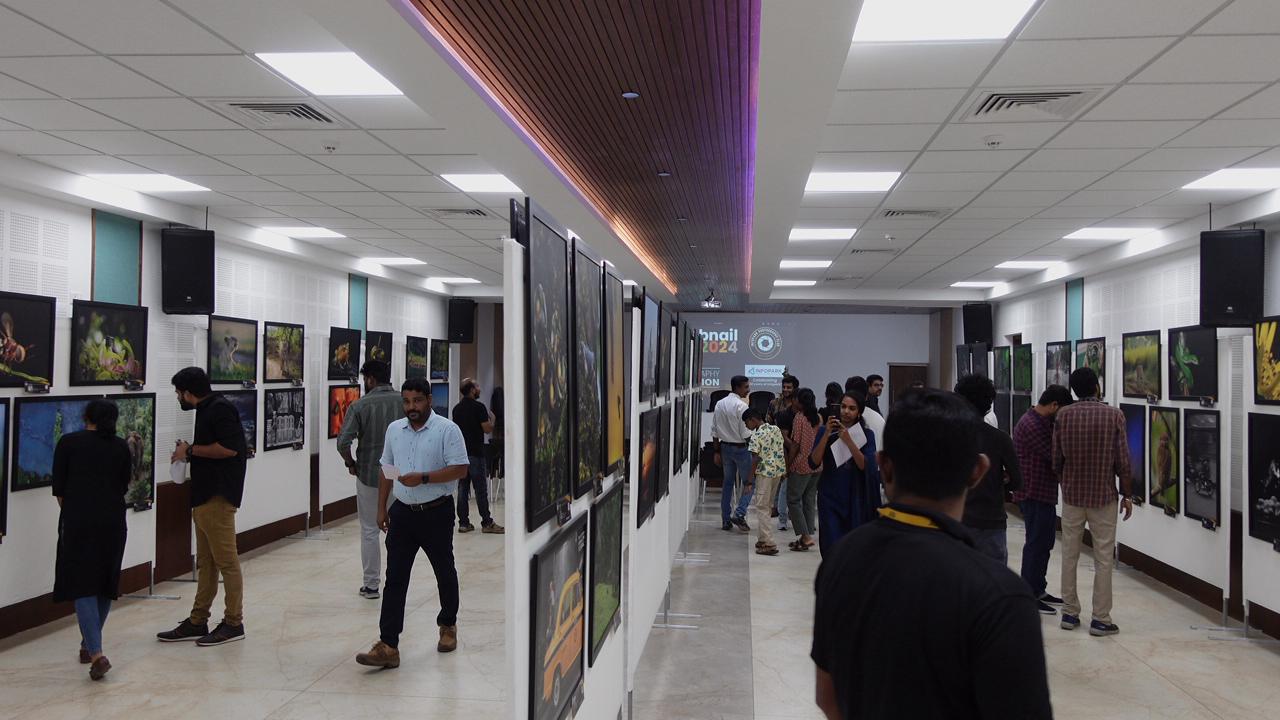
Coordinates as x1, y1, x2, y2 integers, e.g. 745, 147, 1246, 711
160, 227, 215, 315
962, 302, 993, 346
1200, 228, 1264, 328
448, 298, 476, 343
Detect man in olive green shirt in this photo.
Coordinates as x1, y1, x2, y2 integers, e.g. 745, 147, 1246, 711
337, 360, 403, 599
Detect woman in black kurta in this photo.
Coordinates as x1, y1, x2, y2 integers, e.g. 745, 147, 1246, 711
52, 399, 132, 681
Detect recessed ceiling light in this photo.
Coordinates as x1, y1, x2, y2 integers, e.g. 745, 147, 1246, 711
805, 171, 900, 193
789, 227, 857, 241
1063, 227, 1154, 240
1183, 168, 1280, 190
87, 173, 209, 192
363, 257, 426, 266
951, 281, 1001, 288
255, 52, 402, 96
853, 0, 1036, 42
995, 260, 1061, 270
621, 91, 640, 99
779, 259, 833, 269
431, 276, 482, 284
262, 226, 345, 239
441, 173, 522, 193
657, 170, 672, 177
774, 279, 817, 287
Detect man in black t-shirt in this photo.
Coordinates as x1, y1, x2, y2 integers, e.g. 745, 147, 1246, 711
451, 378, 503, 533
811, 389, 1051, 720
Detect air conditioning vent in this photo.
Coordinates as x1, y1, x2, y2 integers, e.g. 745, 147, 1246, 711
965, 89, 1101, 121
203, 100, 352, 129
420, 208, 489, 219
881, 209, 949, 219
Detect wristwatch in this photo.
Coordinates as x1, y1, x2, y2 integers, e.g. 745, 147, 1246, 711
185, 444, 194, 461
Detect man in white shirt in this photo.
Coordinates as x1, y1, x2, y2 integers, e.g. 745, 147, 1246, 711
713, 375, 754, 532
846, 376, 885, 441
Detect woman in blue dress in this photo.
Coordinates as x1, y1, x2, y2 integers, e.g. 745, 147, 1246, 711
808, 392, 880, 556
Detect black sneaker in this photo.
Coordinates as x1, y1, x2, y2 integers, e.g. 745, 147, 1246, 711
731, 516, 750, 532
722, 521, 733, 531
1039, 592, 1064, 605
1036, 600, 1058, 615
1060, 613, 1080, 631
1089, 620, 1119, 637
359, 585, 380, 599
458, 523, 476, 533
156, 619, 208, 642
196, 622, 245, 647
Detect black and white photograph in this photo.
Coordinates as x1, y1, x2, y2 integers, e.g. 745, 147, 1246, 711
1248, 412, 1280, 544
264, 387, 305, 451
1183, 410, 1219, 526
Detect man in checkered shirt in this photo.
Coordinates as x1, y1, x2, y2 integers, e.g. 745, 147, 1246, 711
1052, 366, 1133, 638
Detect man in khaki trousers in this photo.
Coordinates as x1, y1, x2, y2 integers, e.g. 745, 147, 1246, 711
1052, 367, 1133, 637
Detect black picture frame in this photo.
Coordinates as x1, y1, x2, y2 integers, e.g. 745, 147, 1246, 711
603, 269, 625, 476
1121, 404, 1147, 501
1247, 412, 1280, 543
1012, 344, 1032, 394
221, 389, 258, 458
207, 315, 258, 385
637, 407, 658, 527
12, 394, 101, 491
674, 396, 687, 474
0, 399, 10, 542
365, 330, 393, 371
327, 327, 361, 380
657, 304, 672, 398
1148, 407, 1179, 513
432, 383, 449, 417
263, 321, 305, 383
405, 335, 430, 380
429, 339, 450, 381
529, 512, 587, 720
1183, 409, 1220, 526
1168, 325, 1218, 401
572, 238, 603, 499
1074, 337, 1106, 399
588, 480, 623, 667
263, 387, 305, 450
1255, 317, 1280, 405
328, 384, 360, 440
1045, 341, 1071, 389
994, 393, 1011, 433
639, 290, 658, 405
992, 346, 1011, 392
1121, 330, 1161, 400
106, 392, 156, 511
69, 299, 148, 386
0, 290, 56, 387
523, 200, 572, 532
657, 403, 671, 500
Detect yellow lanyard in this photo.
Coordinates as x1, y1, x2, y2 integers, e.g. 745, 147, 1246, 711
877, 507, 940, 530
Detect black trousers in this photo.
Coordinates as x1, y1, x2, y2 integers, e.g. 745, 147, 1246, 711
379, 498, 459, 648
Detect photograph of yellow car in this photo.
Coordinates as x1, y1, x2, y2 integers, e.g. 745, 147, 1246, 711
530, 516, 587, 720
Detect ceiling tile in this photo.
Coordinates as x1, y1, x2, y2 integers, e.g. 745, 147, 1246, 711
1149, 187, 1265, 205
26, 154, 150, 174
346, 229, 408, 240
0, 74, 53, 100
984, 38, 1172, 86
165, 0, 346, 52
0, 57, 174, 98
929, 122, 1065, 151
840, 42, 1002, 90
883, 189, 979, 207
154, 130, 290, 155
1059, 189, 1169, 206
227, 190, 315, 205
0, 99, 128, 130
1134, 36, 1280, 83
80, 98, 241, 130
115, 55, 303, 97
1197, 0, 1280, 34
991, 171, 1107, 191
1120, 146, 1267, 171
827, 89, 966, 124
385, 192, 474, 209
120, 154, 246, 175
972, 190, 1073, 207
952, 206, 1038, 220
303, 191, 398, 206
177, 191, 244, 206
1020, 0, 1216, 38
1046, 121, 1196, 148
810, 151, 919, 172
259, 130, 394, 155
370, 129, 467, 155
1016, 148, 1147, 172
352, 175, 454, 192
49, 130, 189, 154
1166, 119, 1280, 147
4, 0, 236, 54
1220, 85, 1280, 119
1085, 171, 1205, 190
911, 150, 1029, 172
895, 172, 1001, 191
267, 205, 354, 218
335, 206, 425, 219
1032, 205, 1131, 219
796, 207, 876, 222
315, 155, 425, 174
800, 192, 886, 209
1117, 204, 1204, 219
295, 218, 377, 229
407, 154, 496, 175
218, 154, 334, 174
216, 205, 289, 219
1083, 83, 1264, 121
1232, 147, 1280, 167
262, 174, 369, 191
0, 131, 94, 154
0, 6, 91, 55
182, 175, 286, 192
321, 97, 442, 130
820, 123, 936, 152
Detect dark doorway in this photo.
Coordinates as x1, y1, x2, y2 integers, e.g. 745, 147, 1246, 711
888, 363, 929, 409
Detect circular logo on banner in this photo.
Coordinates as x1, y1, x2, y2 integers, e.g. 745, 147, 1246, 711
749, 327, 782, 360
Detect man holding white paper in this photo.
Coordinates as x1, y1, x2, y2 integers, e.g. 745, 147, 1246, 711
356, 378, 470, 669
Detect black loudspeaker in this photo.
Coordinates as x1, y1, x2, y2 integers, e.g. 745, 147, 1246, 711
161, 227, 214, 315
962, 302, 993, 346
448, 298, 476, 343
1201, 229, 1264, 328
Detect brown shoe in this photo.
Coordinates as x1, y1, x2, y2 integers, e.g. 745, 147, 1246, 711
355, 640, 400, 669
481, 522, 505, 534
88, 656, 111, 681
438, 625, 458, 653
79, 647, 91, 664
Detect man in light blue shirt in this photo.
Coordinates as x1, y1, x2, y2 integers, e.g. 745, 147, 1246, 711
356, 378, 469, 669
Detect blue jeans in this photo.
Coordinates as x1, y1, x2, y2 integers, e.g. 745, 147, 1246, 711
1019, 499, 1058, 597
971, 528, 1009, 565
720, 445, 754, 522
74, 595, 111, 654
457, 455, 492, 526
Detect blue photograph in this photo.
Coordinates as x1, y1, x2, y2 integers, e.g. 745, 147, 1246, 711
1122, 404, 1147, 501
13, 396, 93, 491
222, 389, 258, 457
432, 383, 450, 417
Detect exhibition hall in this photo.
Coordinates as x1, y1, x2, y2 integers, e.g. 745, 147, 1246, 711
2, 1, 1280, 719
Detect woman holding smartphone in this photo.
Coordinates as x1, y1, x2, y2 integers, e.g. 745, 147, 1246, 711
808, 392, 881, 556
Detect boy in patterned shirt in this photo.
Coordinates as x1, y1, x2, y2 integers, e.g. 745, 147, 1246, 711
744, 407, 787, 555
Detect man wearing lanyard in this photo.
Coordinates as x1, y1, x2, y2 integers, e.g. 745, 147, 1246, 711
356, 378, 470, 669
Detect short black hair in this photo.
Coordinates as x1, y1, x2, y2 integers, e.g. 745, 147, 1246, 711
867, 374, 884, 385
881, 389, 983, 501
953, 373, 996, 416
172, 366, 212, 397
1069, 367, 1099, 400
460, 378, 477, 397
360, 359, 390, 384
845, 375, 866, 395
730, 375, 750, 392
401, 377, 432, 397
1038, 384, 1074, 407
741, 407, 764, 423
84, 398, 119, 434
781, 374, 798, 388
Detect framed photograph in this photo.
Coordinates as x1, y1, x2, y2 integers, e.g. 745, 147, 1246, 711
955, 345, 971, 378
639, 290, 659, 404
674, 396, 687, 474
263, 321, 304, 383
12, 395, 98, 491
1247, 412, 1280, 543
524, 204, 572, 532
1075, 337, 1106, 399
207, 316, 258, 384
529, 513, 587, 720
657, 403, 671, 500
603, 269, 625, 476
0, 291, 55, 387
588, 481, 623, 666
0, 400, 9, 541
1122, 331, 1161, 399
1168, 325, 1217, 401
328, 385, 360, 439
221, 389, 258, 457
430, 339, 450, 381
1011, 394, 1032, 428
431, 383, 449, 417
1012, 344, 1033, 394
637, 407, 659, 527
107, 393, 156, 511
1045, 341, 1071, 389
1121, 404, 1147, 501
365, 330, 392, 370
1254, 317, 1280, 405
992, 346, 1011, 392
968, 343, 989, 378
263, 387, 305, 450
572, 239, 603, 498
327, 327, 361, 380
1148, 407, 1179, 512
69, 300, 147, 386
689, 392, 701, 469
1183, 409, 1220, 526
657, 305, 672, 398
994, 393, 1011, 433
405, 335, 429, 380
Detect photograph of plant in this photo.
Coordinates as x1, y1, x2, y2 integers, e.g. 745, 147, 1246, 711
1168, 325, 1217, 401
263, 322, 304, 382
0, 291, 55, 387
70, 300, 147, 385
525, 215, 570, 531
1122, 331, 1161, 399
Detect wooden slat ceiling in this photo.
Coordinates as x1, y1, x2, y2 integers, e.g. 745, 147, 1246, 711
408, 0, 760, 305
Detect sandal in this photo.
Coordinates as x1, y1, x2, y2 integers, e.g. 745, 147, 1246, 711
756, 544, 779, 556
789, 540, 809, 552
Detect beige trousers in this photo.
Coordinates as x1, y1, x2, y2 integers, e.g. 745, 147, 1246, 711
190, 495, 243, 627
751, 475, 783, 548
1060, 501, 1118, 624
